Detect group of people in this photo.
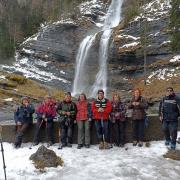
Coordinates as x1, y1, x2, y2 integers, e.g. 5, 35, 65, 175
14, 87, 180, 150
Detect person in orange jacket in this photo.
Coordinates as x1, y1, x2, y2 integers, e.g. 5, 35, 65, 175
92, 89, 112, 149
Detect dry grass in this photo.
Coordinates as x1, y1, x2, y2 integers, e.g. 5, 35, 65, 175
131, 77, 180, 99
0, 72, 65, 103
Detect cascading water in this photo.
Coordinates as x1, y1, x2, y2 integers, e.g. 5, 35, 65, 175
72, 35, 96, 95
72, 0, 124, 97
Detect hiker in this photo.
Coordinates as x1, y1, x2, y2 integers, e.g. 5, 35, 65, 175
14, 97, 35, 148
92, 89, 112, 149
76, 93, 92, 149
57, 92, 77, 149
109, 93, 127, 147
159, 87, 180, 150
33, 95, 56, 146
128, 88, 148, 147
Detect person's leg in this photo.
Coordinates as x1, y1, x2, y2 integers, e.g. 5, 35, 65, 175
33, 119, 43, 144
15, 123, 29, 147
138, 119, 145, 147
46, 121, 54, 145
95, 120, 103, 149
77, 121, 84, 147
132, 120, 138, 145
119, 121, 126, 146
67, 124, 73, 147
162, 121, 171, 145
103, 121, 111, 149
84, 120, 90, 147
95, 120, 103, 142
169, 121, 178, 149
113, 121, 119, 146
60, 124, 67, 145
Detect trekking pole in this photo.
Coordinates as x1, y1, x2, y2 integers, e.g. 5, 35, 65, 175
0, 126, 7, 180
29, 119, 44, 149
58, 128, 61, 150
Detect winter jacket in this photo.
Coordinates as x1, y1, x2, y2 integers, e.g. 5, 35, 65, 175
128, 96, 148, 120
57, 100, 77, 121
36, 100, 56, 122
76, 101, 92, 121
159, 94, 180, 121
14, 103, 35, 124
110, 101, 126, 122
92, 98, 112, 120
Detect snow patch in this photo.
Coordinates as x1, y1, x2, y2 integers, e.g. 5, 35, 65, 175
122, 42, 140, 48
4, 98, 13, 102
170, 55, 180, 62
22, 48, 34, 54
0, 75, 6, 80
0, 141, 180, 180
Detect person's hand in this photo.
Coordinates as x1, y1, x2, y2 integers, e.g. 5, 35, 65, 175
98, 108, 104, 112
132, 102, 136, 106
62, 111, 66, 115
42, 114, 46, 119
66, 112, 71, 116
135, 102, 140, 106
74, 120, 77, 124
159, 116, 163, 122
88, 118, 92, 122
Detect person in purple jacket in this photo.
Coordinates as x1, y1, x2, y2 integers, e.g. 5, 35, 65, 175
109, 93, 127, 147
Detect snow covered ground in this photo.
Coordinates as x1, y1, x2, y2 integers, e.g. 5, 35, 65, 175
0, 139, 180, 180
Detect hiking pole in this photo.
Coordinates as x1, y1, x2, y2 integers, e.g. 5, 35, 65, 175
29, 119, 44, 149
0, 126, 7, 180
58, 128, 61, 150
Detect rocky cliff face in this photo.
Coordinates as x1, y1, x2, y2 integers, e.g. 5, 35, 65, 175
1, 0, 179, 103
109, 0, 180, 101
7, 0, 109, 90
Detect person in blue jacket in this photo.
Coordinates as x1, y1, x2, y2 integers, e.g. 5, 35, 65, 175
159, 87, 180, 150
14, 97, 35, 148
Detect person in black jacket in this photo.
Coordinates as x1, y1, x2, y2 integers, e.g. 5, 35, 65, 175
14, 97, 35, 148
159, 87, 180, 150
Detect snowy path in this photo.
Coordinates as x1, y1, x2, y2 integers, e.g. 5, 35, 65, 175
0, 141, 180, 180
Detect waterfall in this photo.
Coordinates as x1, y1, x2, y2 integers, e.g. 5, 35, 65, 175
72, 0, 123, 97
72, 35, 96, 96
90, 0, 124, 97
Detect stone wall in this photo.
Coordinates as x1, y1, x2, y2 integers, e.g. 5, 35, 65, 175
1, 116, 179, 144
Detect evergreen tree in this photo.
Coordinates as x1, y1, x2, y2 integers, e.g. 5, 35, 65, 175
169, 0, 180, 52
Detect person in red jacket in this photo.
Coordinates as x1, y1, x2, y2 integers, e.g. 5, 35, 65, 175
76, 93, 92, 149
33, 95, 56, 147
92, 89, 112, 149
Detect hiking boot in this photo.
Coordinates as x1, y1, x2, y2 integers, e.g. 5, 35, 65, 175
133, 141, 138, 146
99, 142, 104, 150
67, 143, 72, 148
33, 142, 39, 146
138, 141, 143, 147
170, 144, 176, 150
77, 144, 83, 149
85, 144, 90, 148
47, 141, 53, 147
165, 140, 170, 146
14, 142, 21, 149
119, 144, 124, 148
58, 143, 66, 149
104, 142, 111, 149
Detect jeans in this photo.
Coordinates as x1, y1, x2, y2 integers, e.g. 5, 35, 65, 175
95, 120, 109, 142
162, 120, 178, 145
